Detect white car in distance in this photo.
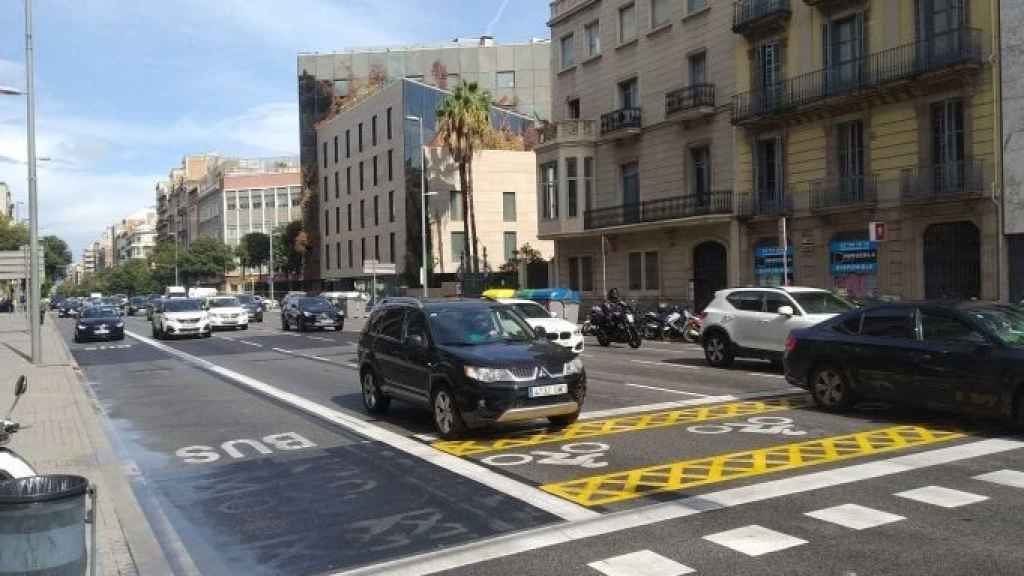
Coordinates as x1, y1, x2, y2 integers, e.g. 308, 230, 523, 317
152, 298, 211, 339
498, 298, 584, 354
205, 296, 249, 331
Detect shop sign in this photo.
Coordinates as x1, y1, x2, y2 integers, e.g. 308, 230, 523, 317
830, 240, 878, 275
755, 246, 794, 277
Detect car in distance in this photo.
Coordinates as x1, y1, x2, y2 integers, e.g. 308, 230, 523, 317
282, 296, 344, 332
59, 298, 83, 318
151, 298, 210, 339
235, 294, 264, 322
701, 287, 854, 368
496, 298, 583, 353
785, 302, 1024, 424
74, 306, 125, 342
358, 299, 586, 439
127, 296, 148, 316
204, 296, 249, 331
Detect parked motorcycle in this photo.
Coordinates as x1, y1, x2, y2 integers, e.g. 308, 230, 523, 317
0, 375, 35, 480
641, 304, 702, 344
589, 302, 642, 349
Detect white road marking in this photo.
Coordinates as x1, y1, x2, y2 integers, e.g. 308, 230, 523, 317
624, 383, 710, 397
588, 550, 695, 576
329, 438, 1024, 576
413, 434, 439, 442
578, 388, 805, 420
895, 486, 989, 508
974, 469, 1024, 489
804, 503, 905, 530
307, 336, 334, 342
703, 525, 807, 557
269, 347, 354, 368
125, 330, 595, 523
237, 340, 262, 348
630, 359, 699, 369
748, 372, 785, 379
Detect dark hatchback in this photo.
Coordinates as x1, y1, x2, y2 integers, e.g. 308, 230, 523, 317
59, 299, 83, 318
785, 302, 1024, 424
236, 294, 264, 322
282, 296, 343, 332
358, 299, 586, 439
74, 306, 125, 342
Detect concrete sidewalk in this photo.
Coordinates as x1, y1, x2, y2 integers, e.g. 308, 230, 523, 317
0, 312, 171, 575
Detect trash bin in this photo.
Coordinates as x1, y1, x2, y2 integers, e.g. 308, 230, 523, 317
0, 475, 89, 576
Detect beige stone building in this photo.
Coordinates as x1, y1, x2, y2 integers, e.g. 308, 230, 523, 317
314, 78, 551, 291
540, 0, 740, 310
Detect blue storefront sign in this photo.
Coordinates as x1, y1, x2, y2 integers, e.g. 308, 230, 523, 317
755, 246, 794, 283
830, 240, 878, 275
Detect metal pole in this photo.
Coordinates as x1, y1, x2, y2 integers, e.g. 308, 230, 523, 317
419, 119, 429, 298
268, 221, 275, 302
25, 0, 41, 364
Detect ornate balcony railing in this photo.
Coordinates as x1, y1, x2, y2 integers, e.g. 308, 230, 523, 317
584, 190, 733, 230
900, 159, 986, 203
600, 107, 642, 135
665, 84, 716, 116
733, 28, 984, 125
737, 190, 793, 218
733, 0, 791, 34
809, 174, 879, 211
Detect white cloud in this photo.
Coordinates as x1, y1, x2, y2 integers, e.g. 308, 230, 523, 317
0, 58, 24, 92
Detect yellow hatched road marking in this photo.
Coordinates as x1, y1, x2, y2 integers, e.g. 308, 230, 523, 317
432, 396, 809, 456
541, 425, 965, 507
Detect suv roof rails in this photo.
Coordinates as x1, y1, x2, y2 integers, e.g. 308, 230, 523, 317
377, 296, 423, 308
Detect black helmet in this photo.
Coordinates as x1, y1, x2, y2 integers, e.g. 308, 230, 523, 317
607, 288, 620, 301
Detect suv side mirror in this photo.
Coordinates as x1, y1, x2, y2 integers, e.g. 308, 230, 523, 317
777, 305, 794, 317
407, 333, 427, 349
533, 325, 547, 336
14, 375, 27, 397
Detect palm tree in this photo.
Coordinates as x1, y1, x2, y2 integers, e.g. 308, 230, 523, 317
437, 81, 492, 274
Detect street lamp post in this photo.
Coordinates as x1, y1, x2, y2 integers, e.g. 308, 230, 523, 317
406, 115, 431, 298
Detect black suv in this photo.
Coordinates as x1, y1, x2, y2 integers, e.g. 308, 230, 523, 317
358, 299, 586, 439
282, 296, 344, 332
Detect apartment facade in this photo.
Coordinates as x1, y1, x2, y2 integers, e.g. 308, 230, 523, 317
0, 182, 12, 219
314, 78, 550, 290
156, 154, 221, 247
298, 37, 552, 288
541, 0, 739, 310
114, 209, 158, 262
731, 0, 997, 301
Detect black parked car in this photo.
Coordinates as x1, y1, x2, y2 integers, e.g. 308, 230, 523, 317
59, 299, 83, 318
236, 294, 263, 322
785, 302, 1024, 425
358, 299, 586, 439
282, 296, 343, 332
74, 306, 125, 343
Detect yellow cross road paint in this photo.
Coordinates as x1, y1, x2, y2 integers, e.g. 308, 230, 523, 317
541, 425, 965, 507
432, 396, 809, 457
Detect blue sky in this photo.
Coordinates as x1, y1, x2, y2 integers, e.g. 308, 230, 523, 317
0, 0, 550, 260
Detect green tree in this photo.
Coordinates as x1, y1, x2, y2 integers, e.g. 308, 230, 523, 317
103, 259, 158, 295
437, 80, 492, 274
180, 237, 235, 285
0, 214, 28, 251
148, 241, 180, 288
242, 232, 270, 273
499, 242, 546, 274
41, 235, 72, 281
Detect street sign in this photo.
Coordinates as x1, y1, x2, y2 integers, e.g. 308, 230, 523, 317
869, 221, 887, 242
0, 246, 44, 281
362, 260, 396, 275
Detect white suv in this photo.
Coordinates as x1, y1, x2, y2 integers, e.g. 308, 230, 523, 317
701, 287, 854, 367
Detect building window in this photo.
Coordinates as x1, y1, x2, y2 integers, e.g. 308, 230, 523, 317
388, 190, 396, 222
628, 251, 659, 291
322, 176, 328, 201
322, 141, 327, 169
450, 190, 464, 221
345, 130, 351, 158
689, 51, 706, 85
346, 166, 352, 195
360, 199, 365, 228
451, 231, 466, 263
687, 0, 707, 12
324, 209, 330, 237
584, 157, 594, 212
334, 171, 340, 198
325, 243, 331, 270
374, 235, 380, 260
371, 115, 378, 146
388, 232, 396, 263
560, 33, 576, 68
373, 155, 379, 186
584, 21, 600, 57
347, 203, 352, 231
334, 79, 349, 97
619, 2, 637, 44
755, 137, 784, 210
651, 0, 670, 28
360, 238, 365, 265
373, 195, 380, 226
645, 251, 659, 290
333, 136, 339, 163
335, 241, 341, 270
386, 107, 393, 140
504, 232, 518, 263
690, 146, 710, 203
388, 149, 394, 181
335, 206, 340, 234
541, 161, 559, 220
348, 239, 353, 267
567, 98, 581, 119
566, 158, 579, 218
932, 98, 965, 176
359, 161, 364, 191
619, 77, 638, 109
497, 71, 516, 88
622, 161, 639, 212
836, 120, 865, 200
569, 257, 580, 290
581, 256, 594, 292
358, 122, 364, 152
503, 191, 517, 222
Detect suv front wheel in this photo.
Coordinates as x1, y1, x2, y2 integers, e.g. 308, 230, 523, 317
704, 331, 735, 368
361, 370, 391, 414
431, 385, 466, 440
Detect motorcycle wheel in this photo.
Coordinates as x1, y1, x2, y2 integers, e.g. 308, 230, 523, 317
628, 328, 642, 349
596, 331, 610, 347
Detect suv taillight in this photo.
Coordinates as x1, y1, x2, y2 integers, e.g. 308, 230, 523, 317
785, 334, 797, 353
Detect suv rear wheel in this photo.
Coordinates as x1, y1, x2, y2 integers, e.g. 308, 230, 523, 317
703, 331, 734, 367
431, 385, 466, 440
361, 370, 391, 414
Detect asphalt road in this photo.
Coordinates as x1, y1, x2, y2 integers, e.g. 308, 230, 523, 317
57, 312, 1024, 576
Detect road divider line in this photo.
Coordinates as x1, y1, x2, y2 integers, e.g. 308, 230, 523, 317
237, 340, 262, 348
579, 388, 806, 420
307, 336, 334, 342
332, 437, 1024, 576
431, 395, 808, 457
623, 383, 710, 397
124, 330, 596, 522
269, 346, 359, 369
630, 359, 699, 369
541, 425, 966, 507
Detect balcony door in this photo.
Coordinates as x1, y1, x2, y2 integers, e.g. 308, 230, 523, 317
755, 136, 783, 215
919, 0, 964, 65
619, 78, 639, 110
825, 14, 864, 93
754, 42, 781, 112
622, 162, 640, 224
836, 120, 865, 203
931, 98, 965, 194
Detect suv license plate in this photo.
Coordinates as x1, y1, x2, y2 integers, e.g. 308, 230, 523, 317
529, 384, 567, 398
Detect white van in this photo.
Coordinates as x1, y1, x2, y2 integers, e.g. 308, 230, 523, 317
164, 286, 186, 298
188, 287, 217, 299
